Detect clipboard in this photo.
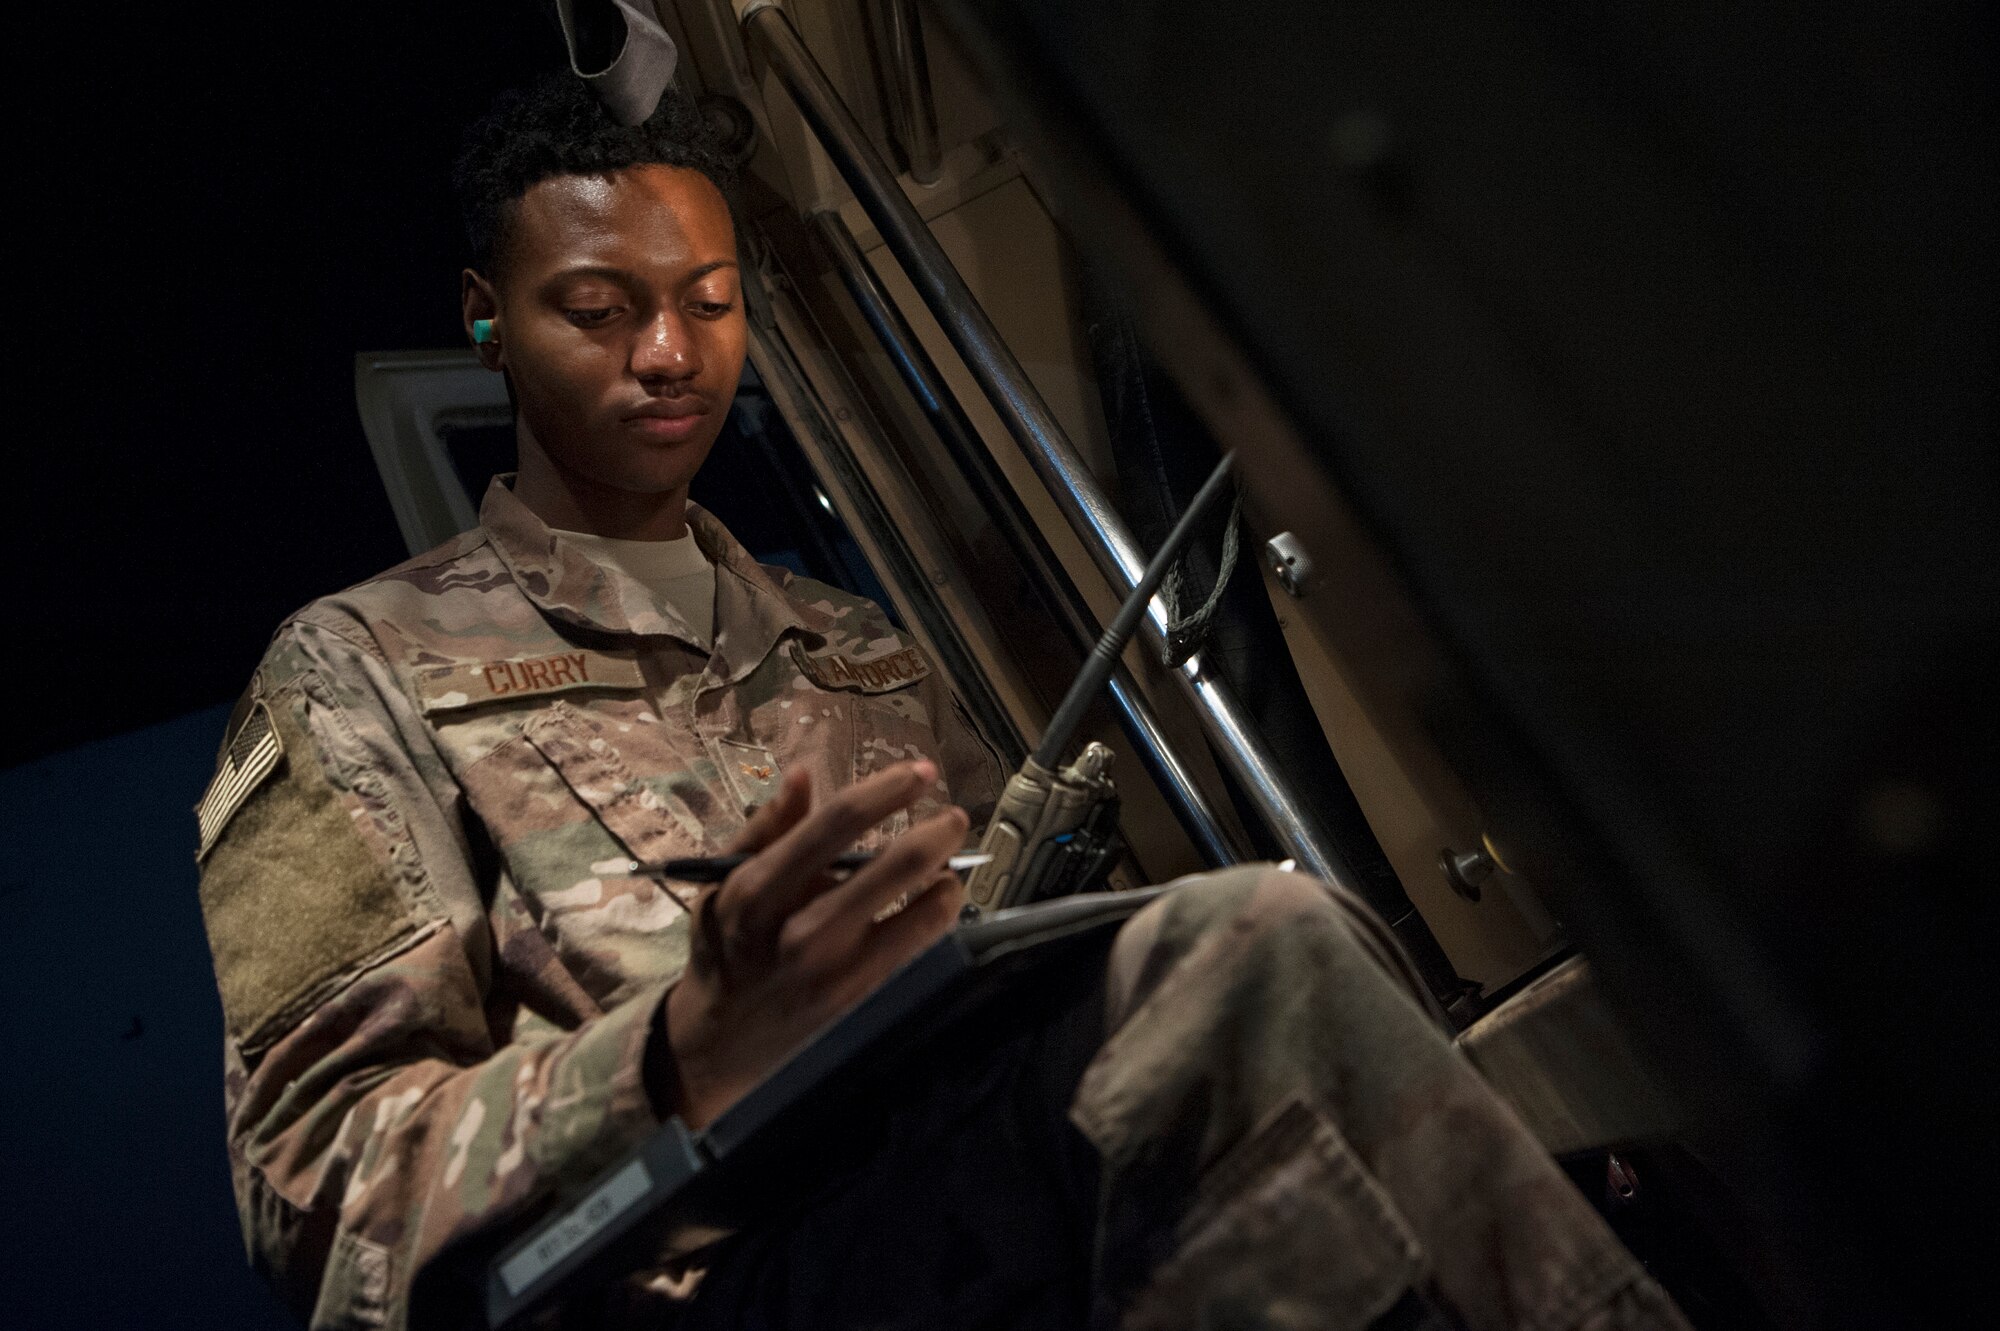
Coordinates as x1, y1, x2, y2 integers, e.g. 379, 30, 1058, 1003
479, 886, 1164, 1328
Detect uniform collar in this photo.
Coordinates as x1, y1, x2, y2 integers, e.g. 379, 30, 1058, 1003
479, 475, 827, 678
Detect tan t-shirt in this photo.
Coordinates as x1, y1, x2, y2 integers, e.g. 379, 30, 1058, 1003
554, 526, 716, 648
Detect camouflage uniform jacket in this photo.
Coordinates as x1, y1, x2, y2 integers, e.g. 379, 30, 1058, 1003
193, 476, 1005, 1328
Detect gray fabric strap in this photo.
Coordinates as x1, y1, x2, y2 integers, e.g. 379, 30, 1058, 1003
557, 0, 680, 125
1159, 492, 1242, 668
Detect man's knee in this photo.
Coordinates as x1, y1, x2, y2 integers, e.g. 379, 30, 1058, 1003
1082, 866, 1417, 1157
1104, 864, 1392, 1027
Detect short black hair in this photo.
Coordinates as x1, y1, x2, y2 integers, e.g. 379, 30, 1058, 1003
452, 72, 733, 275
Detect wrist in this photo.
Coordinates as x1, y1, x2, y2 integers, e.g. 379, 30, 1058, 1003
642, 985, 687, 1122
657, 978, 736, 1130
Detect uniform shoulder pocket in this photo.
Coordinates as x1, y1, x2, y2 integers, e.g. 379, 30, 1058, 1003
197, 679, 432, 1057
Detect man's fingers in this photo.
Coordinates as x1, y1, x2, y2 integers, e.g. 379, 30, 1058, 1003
710, 768, 814, 955
727, 766, 813, 854
874, 870, 965, 951
794, 804, 968, 941
824, 871, 964, 1009
720, 760, 939, 942
757, 760, 937, 895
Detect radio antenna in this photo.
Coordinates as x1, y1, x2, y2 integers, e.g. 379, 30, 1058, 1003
1032, 451, 1237, 769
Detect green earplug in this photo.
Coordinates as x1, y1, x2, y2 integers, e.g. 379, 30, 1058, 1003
472, 318, 496, 345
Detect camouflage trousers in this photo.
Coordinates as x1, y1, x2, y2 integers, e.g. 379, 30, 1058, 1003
640, 865, 1688, 1331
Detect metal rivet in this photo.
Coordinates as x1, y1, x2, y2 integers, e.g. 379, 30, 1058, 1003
1439, 847, 1495, 902
1264, 531, 1314, 597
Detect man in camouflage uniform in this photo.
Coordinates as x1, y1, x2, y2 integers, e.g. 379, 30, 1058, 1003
194, 74, 1687, 1331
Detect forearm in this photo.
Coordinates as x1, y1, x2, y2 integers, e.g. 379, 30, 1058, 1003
231, 927, 672, 1329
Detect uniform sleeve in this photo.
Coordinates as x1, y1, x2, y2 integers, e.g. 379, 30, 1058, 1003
196, 620, 669, 1329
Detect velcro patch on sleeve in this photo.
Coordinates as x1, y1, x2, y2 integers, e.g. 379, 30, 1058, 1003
416, 650, 647, 714
196, 699, 284, 862
197, 688, 429, 1056
792, 641, 933, 694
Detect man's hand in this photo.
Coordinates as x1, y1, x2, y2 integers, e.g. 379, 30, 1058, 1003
660, 760, 969, 1129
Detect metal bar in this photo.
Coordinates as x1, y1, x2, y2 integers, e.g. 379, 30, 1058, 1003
869, 0, 943, 185
747, 5, 1399, 914
1034, 452, 1236, 771
809, 209, 1242, 865
746, 324, 1028, 769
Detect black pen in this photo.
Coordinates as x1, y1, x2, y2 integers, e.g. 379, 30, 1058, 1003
628, 852, 993, 882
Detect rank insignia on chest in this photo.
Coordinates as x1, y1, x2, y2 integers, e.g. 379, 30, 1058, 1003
791, 640, 932, 694
416, 651, 648, 713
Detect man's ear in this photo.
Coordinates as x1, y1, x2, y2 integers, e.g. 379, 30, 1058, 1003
462, 269, 504, 371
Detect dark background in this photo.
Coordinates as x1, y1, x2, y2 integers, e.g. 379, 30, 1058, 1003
13, 3, 564, 769
15, 3, 1992, 1327
4, 6, 592, 1326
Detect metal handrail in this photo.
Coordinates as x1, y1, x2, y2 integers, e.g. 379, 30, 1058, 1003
867, 0, 943, 185
809, 209, 1243, 866
744, 323, 1027, 772
742, 4, 1398, 912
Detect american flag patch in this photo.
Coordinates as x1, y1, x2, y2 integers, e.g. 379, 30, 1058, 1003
196, 700, 284, 860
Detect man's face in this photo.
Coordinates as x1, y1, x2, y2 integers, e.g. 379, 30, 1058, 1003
478, 164, 746, 497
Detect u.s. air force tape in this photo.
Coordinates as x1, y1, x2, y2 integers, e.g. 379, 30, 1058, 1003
791, 641, 931, 694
